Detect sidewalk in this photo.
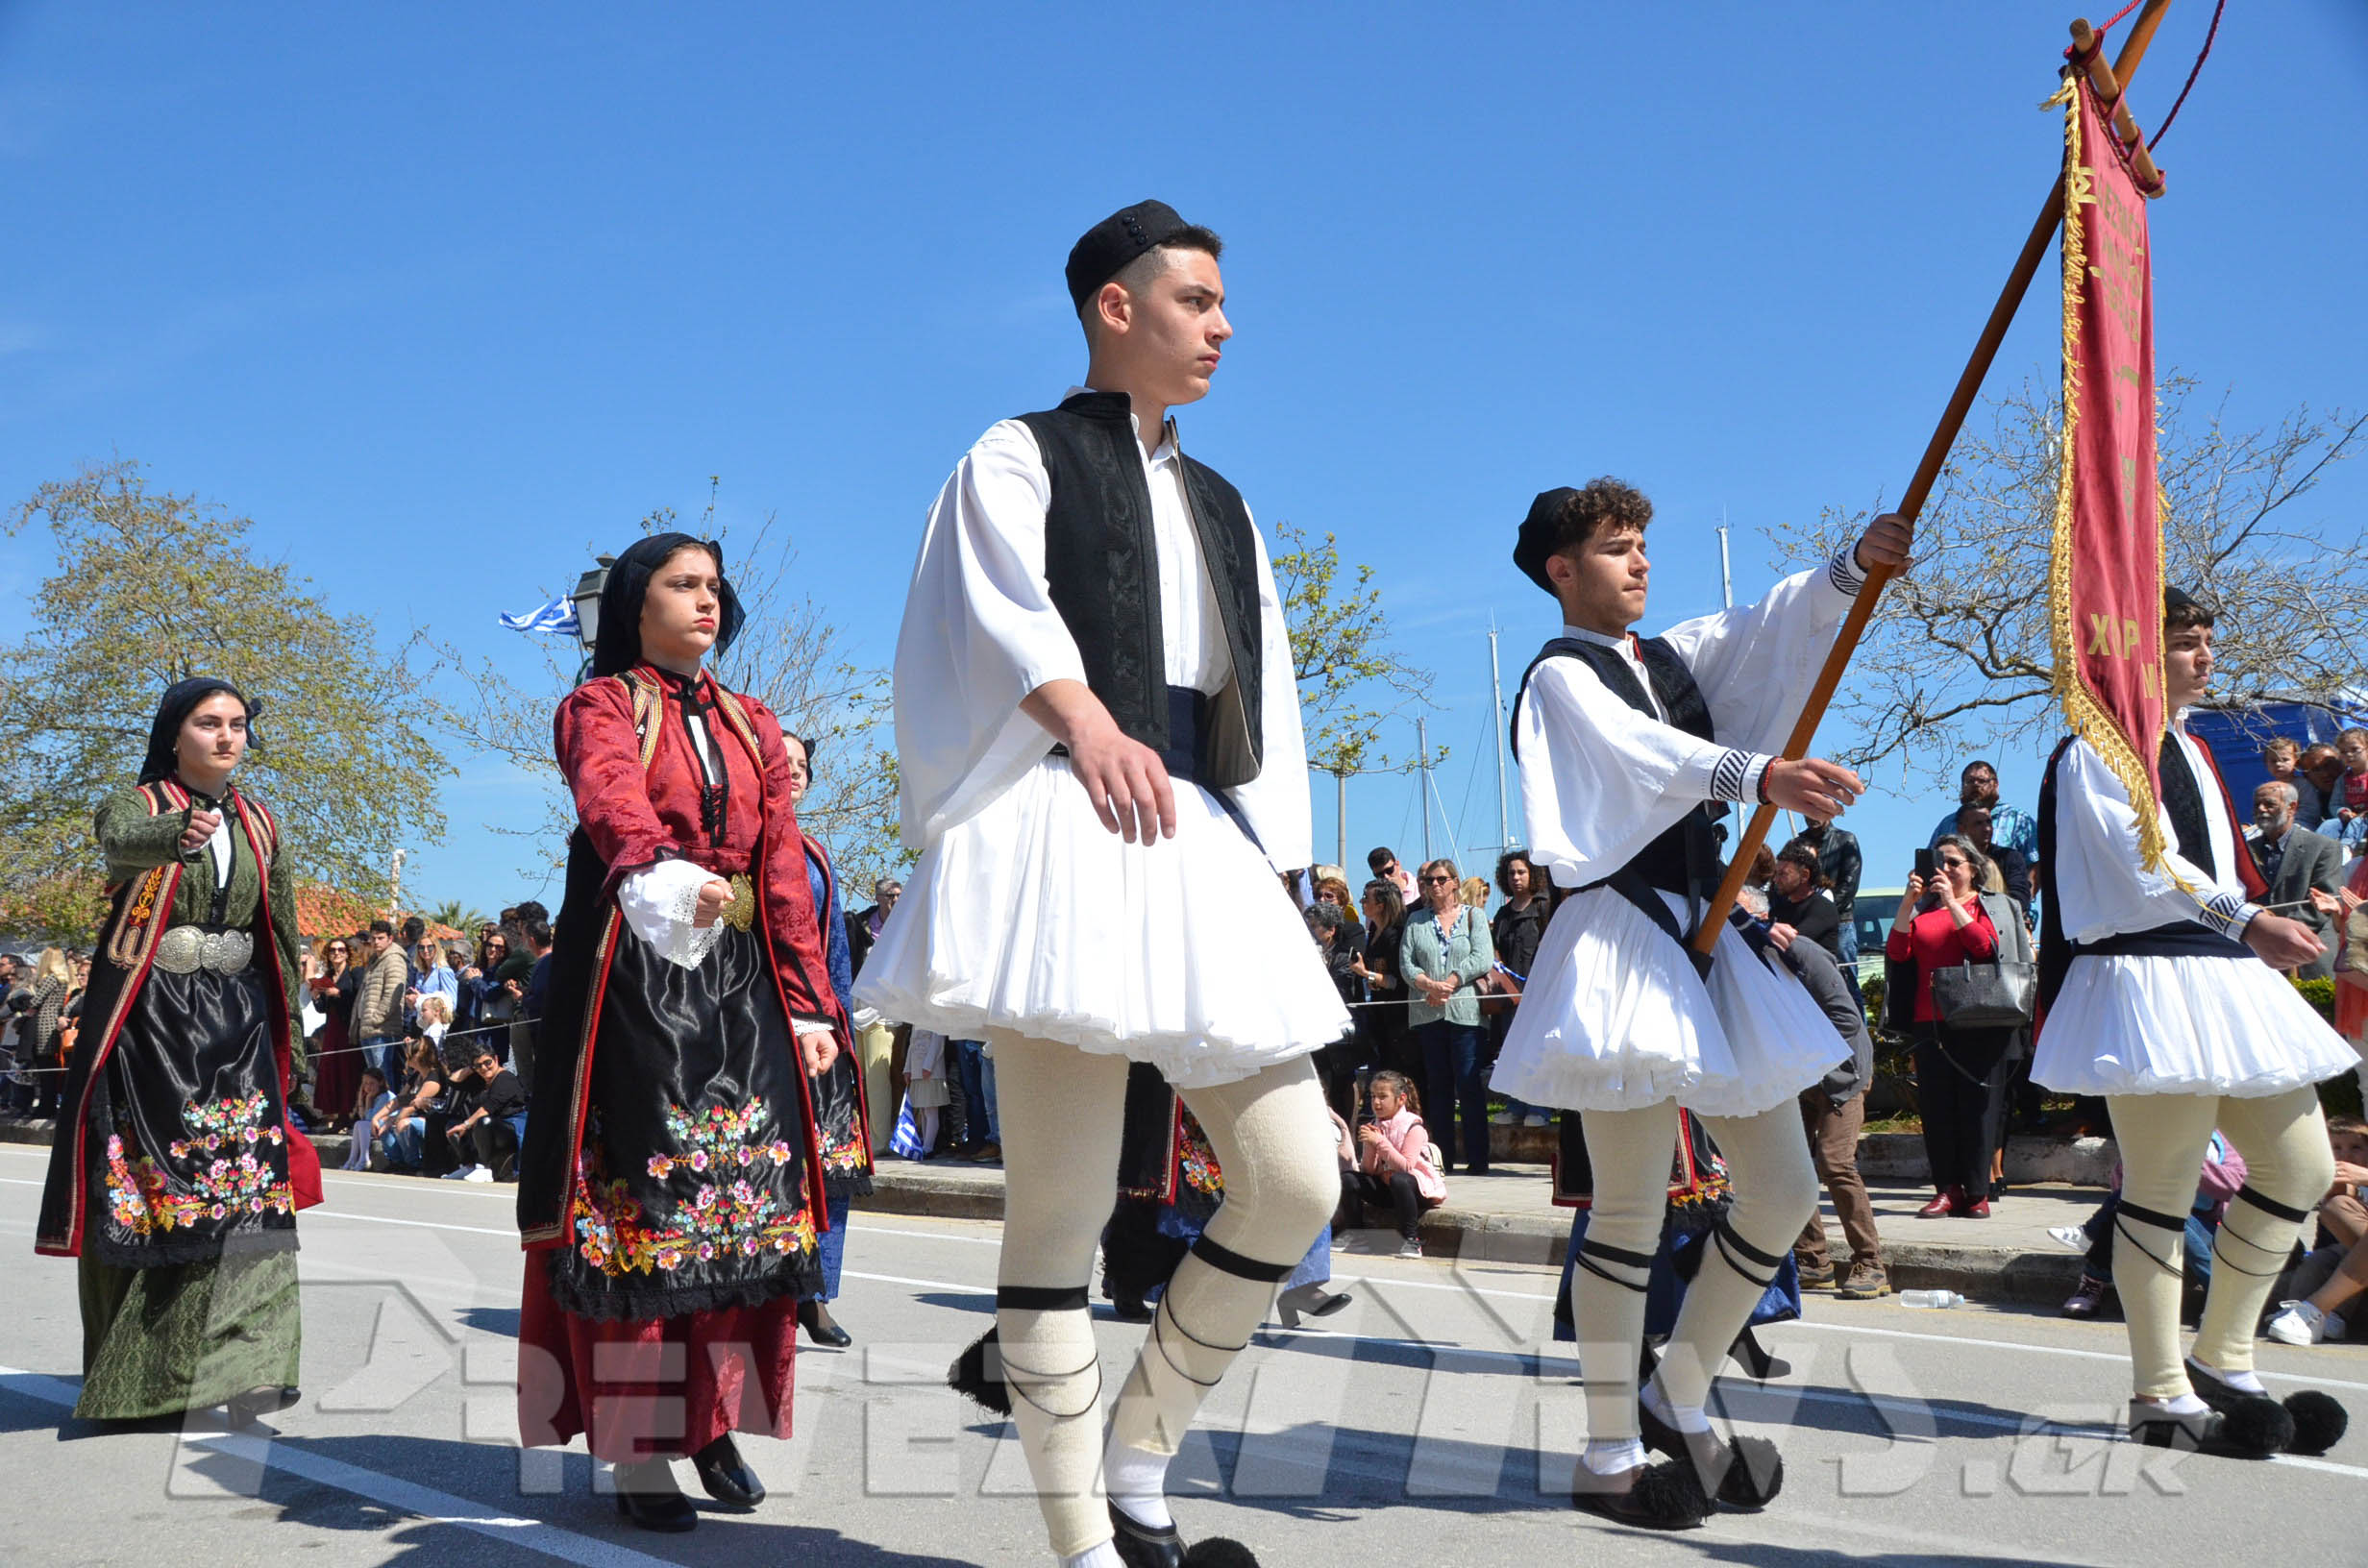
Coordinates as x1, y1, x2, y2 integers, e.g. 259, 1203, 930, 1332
845, 1153, 2104, 1305
0, 1119, 2105, 1306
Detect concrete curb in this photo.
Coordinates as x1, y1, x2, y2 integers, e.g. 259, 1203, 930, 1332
1, 1119, 2088, 1307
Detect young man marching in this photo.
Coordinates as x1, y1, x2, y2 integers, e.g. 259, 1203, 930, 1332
1491, 479, 1910, 1528
856, 202, 1345, 1567
2034, 588, 2352, 1458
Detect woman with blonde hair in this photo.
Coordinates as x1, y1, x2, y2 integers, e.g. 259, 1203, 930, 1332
1400, 858, 1496, 1175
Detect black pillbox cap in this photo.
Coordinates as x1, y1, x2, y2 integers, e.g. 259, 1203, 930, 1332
1514, 487, 1581, 596
1066, 200, 1192, 312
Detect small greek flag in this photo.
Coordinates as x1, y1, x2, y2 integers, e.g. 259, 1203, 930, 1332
499, 596, 580, 636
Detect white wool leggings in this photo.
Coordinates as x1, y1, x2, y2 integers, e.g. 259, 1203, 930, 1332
988, 1033, 1339, 1557
2104, 1088, 2334, 1399
1572, 1102, 1820, 1443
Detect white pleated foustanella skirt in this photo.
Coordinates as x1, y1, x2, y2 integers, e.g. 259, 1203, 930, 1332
851, 757, 1349, 1090
1488, 885, 1846, 1118
2033, 950, 2358, 1098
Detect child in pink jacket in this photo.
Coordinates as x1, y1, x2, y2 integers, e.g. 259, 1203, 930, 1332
1332, 1070, 1446, 1257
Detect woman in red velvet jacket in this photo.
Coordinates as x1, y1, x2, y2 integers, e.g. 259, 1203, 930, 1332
1886, 835, 2003, 1218
514, 533, 844, 1533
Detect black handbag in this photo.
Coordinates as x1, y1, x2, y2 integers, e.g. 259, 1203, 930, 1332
1929, 955, 2036, 1030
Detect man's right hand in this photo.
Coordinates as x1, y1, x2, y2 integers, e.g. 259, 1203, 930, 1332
1022, 679, 1176, 845
1763, 758, 1864, 819
2244, 911, 2327, 971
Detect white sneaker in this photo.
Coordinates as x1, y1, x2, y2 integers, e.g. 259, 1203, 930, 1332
1489, 1111, 1518, 1126
462, 1165, 496, 1184
439, 1166, 472, 1180
2046, 1224, 2089, 1252
1522, 1114, 1551, 1128
2264, 1299, 2334, 1346
1396, 1237, 1424, 1259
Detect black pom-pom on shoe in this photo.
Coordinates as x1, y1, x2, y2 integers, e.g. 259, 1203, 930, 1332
2282, 1390, 2348, 1457
1638, 1395, 1784, 1508
1570, 1456, 1712, 1530
947, 1327, 1012, 1417
1181, 1541, 1261, 1566
2219, 1395, 2298, 1456
1717, 1434, 1784, 1508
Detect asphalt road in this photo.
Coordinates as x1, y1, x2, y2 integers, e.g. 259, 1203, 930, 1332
3, 1141, 2362, 1568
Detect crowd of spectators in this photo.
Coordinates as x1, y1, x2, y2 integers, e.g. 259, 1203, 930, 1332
302, 903, 552, 1183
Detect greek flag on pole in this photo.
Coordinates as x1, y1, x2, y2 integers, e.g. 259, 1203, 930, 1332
500, 596, 580, 636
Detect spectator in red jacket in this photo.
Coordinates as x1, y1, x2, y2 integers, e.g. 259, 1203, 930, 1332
1887, 835, 2004, 1218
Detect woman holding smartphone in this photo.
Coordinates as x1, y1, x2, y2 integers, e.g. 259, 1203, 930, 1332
1887, 836, 2004, 1217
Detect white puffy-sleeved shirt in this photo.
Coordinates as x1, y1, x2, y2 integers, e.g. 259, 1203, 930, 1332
2051, 719, 2265, 945
889, 390, 1312, 869
1516, 549, 1868, 891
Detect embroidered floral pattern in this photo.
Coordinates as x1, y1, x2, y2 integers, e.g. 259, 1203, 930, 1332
571, 1096, 817, 1277
818, 1122, 870, 1176
1177, 1109, 1223, 1198
104, 1094, 294, 1238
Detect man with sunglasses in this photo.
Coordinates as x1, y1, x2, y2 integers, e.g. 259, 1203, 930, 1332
443, 1046, 527, 1183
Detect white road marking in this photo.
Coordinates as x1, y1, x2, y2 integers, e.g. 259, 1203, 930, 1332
0, 1366, 683, 1568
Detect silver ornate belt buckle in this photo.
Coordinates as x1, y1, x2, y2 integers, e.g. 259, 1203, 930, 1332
153, 926, 253, 975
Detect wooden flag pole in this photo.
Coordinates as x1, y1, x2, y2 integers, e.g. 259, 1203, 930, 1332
1690, 2, 2175, 956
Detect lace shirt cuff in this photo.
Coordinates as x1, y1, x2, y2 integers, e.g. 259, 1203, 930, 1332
618, 859, 726, 970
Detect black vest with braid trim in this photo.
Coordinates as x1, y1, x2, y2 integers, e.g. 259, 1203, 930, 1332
1018, 392, 1264, 789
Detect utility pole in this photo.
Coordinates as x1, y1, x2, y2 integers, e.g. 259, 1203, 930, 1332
1488, 620, 1510, 851
388, 848, 406, 919
1336, 769, 1347, 871
1716, 508, 1734, 610
1417, 716, 1432, 862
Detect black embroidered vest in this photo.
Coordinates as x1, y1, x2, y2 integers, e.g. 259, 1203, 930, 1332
1514, 635, 1726, 897
1018, 392, 1264, 788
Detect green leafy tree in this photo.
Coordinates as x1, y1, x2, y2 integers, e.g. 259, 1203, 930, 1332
0, 461, 450, 944
1270, 520, 1433, 774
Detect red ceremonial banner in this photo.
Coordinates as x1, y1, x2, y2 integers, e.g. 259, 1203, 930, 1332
2050, 74, 2169, 867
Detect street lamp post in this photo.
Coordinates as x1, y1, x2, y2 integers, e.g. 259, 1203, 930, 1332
569, 556, 614, 683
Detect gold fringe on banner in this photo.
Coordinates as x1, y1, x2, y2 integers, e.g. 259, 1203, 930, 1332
2045, 75, 2174, 874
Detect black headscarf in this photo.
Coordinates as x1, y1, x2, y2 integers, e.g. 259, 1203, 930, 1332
589, 532, 744, 679
138, 677, 262, 786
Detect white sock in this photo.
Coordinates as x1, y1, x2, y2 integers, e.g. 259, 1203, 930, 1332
2143, 1392, 2209, 1416
1642, 1377, 1713, 1434
1101, 1438, 1173, 1531
1060, 1545, 1124, 1568
1582, 1437, 1647, 1476
2189, 1356, 2266, 1394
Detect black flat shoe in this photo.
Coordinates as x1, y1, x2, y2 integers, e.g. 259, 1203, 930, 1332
1108, 1287, 1154, 1324
2126, 1397, 2290, 1458
225, 1384, 301, 1429
1105, 1501, 1262, 1567
1568, 1457, 1711, 1531
1107, 1500, 1185, 1568
1638, 1396, 1784, 1508
1273, 1284, 1352, 1330
2185, 1359, 2349, 1457
612, 1459, 698, 1532
797, 1299, 852, 1349
691, 1433, 765, 1507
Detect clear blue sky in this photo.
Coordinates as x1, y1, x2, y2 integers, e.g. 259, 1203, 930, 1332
4, 2, 2362, 916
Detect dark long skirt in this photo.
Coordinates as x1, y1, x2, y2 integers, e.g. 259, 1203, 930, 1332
520, 920, 819, 1458
76, 1244, 301, 1419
